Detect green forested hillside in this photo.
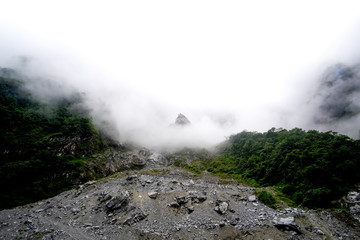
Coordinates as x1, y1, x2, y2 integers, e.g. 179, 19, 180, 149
0, 76, 108, 209
206, 128, 360, 208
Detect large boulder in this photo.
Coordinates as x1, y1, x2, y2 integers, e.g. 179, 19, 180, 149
214, 200, 229, 215
105, 191, 131, 212
273, 216, 301, 233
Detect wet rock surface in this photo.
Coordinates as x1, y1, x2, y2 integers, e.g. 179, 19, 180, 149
0, 167, 359, 240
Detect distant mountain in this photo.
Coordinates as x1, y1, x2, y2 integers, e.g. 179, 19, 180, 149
175, 113, 191, 126
313, 63, 360, 123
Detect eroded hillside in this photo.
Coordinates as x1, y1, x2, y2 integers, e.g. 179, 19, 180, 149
0, 162, 359, 240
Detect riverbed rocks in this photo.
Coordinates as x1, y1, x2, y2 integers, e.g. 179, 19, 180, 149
0, 167, 359, 240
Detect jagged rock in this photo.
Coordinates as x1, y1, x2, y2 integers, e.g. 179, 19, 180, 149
187, 206, 194, 213
350, 205, 360, 220
98, 192, 112, 203
314, 227, 324, 235
350, 205, 360, 214
348, 192, 360, 203
123, 211, 148, 225
140, 175, 154, 185
138, 149, 151, 157
219, 202, 229, 214
71, 208, 80, 214
230, 215, 239, 225
83, 180, 97, 187
170, 202, 180, 208
106, 191, 130, 211
131, 154, 146, 166
147, 152, 169, 166
148, 192, 158, 199
248, 195, 256, 202
356, 193, 360, 201
215, 201, 229, 215
273, 217, 301, 234
174, 113, 191, 126
188, 191, 207, 203
126, 175, 138, 181
175, 196, 187, 205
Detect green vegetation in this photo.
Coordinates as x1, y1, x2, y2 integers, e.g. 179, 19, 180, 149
0, 76, 108, 209
184, 163, 202, 174
256, 190, 276, 208
205, 128, 360, 208
273, 186, 296, 207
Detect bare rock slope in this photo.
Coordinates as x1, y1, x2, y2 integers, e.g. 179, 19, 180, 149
1, 162, 360, 240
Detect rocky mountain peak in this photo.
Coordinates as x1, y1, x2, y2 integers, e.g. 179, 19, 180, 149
175, 113, 191, 126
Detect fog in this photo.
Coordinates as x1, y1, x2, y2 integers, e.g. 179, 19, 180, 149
1, 1, 360, 150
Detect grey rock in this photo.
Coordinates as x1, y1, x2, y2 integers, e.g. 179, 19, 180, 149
273, 216, 301, 234
248, 195, 256, 202
106, 191, 130, 211
315, 229, 325, 235
187, 206, 194, 213
126, 175, 137, 181
219, 202, 229, 214
170, 202, 180, 208
126, 211, 148, 225
175, 196, 187, 205
71, 208, 80, 214
356, 193, 360, 201
98, 192, 112, 203
131, 155, 146, 166
230, 215, 239, 226
148, 191, 158, 199
188, 191, 207, 203
350, 205, 360, 214
215, 201, 229, 215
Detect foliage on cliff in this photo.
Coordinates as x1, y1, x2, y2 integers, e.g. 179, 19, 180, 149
0, 76, 108, 209
206, 128, 360, 208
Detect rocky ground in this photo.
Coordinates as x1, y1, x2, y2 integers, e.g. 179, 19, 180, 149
1, 149, 360, 240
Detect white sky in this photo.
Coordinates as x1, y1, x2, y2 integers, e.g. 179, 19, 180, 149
1, 0, 360, 148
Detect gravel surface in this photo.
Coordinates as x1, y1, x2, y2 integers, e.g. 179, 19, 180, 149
1, 167, 359, 240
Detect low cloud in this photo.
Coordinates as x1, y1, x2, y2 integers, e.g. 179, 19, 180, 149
1, 1, 360, 149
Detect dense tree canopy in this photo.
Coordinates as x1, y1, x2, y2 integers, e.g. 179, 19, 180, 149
0, 77, 107, 209
207, 128, 360, 208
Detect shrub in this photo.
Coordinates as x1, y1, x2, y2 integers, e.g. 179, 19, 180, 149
257, 190, 276, 208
